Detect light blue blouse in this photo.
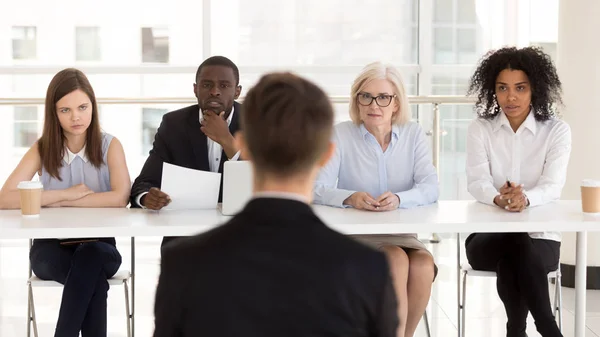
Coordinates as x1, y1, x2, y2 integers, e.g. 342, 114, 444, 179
41, 133, 113, 192
314, 121, 439, 208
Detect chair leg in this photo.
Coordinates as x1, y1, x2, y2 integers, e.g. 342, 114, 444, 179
124, 280, 132, 337
461, 271, 467, 337
553, 275, 559, 318
131, 237, 135, 337
27, 283, 31, 337
27, 282, 31, 337
423, 311, 432, 337
27, 239, 33, 337
28, 282, 38, 337
456, 233, 461, 337
557, 273, 563, 332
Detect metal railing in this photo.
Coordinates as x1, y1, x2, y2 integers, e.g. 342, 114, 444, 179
0, 95, 477, 172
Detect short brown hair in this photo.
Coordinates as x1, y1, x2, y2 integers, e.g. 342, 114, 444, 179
242, 72, 333, 177
38, 68, 103, 180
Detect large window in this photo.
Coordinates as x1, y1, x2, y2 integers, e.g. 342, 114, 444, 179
142, 27, 170, 63
0, 0, 561, 197
228, 0, 418, 66
432, 0, 480, 64
13, 107, 39, 148
142, 108, 167, 155
12, 26, 37, 60
76, 27, 102, 61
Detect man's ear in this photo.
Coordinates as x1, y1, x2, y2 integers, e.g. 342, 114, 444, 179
234, 85, 242, 99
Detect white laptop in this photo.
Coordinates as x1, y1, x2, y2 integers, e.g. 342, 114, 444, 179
220, 161, 254, 215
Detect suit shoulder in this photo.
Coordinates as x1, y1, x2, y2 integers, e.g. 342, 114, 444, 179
161, 220, 236, 259
162, 104, 198, 123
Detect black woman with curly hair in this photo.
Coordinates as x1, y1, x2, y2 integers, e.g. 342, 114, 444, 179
465, 46, 571, 337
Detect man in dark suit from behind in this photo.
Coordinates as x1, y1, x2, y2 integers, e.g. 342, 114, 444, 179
130, 56, 243, 249
153, 72, 399, 337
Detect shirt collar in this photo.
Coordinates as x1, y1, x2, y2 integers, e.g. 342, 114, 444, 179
359, 123, 400, 141
199, 105, 235, 125
493, 110, 537, 135
63, 146, 88, 164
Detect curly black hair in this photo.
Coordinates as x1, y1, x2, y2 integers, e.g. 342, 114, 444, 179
467, 46, 562, 121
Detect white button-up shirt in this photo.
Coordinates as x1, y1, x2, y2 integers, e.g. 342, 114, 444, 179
466, 111, 572, 241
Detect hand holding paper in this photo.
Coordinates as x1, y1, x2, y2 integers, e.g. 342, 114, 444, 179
160, 162, 221, 210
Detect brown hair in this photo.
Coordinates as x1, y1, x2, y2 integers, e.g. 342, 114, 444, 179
242, 72, 333, 177
38, 68, 103, 180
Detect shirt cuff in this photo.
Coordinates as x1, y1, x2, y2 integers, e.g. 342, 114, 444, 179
333, 190, 356, 208
395, 189, 422, 209
136, 192, 149, 209
229, 151, 241, 161
524, 189, 542, 207
475, 187, 499, 206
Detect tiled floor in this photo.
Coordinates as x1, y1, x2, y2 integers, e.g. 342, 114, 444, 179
1, 234, 599, 337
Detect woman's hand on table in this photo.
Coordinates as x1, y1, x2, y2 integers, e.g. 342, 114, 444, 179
495, 181, 528, 212
343, 191, 400, 212
343, 192, 379, 211
374, 191, 400, 211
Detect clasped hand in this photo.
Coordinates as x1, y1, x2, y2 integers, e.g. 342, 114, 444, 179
495, 181, 528, 212
344, 191, 400, 212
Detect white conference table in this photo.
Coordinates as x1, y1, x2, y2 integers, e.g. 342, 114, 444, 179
0, 200, 597, 337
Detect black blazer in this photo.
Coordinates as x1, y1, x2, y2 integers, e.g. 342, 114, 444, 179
130, 102, 242, 207
153, 198, 398, 337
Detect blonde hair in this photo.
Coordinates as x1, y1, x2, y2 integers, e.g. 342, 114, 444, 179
349, 62, 410, 125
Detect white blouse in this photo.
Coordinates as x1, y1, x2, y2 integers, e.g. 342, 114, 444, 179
466, 111, 572, 241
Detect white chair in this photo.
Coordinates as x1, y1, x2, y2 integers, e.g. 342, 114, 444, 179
26, 239, 134, 337
456, 234, 563, 337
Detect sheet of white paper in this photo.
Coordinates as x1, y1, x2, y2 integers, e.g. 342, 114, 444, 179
161, 162, 221, 210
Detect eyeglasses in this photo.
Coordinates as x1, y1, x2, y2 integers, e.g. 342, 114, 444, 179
357, 92, 397, 107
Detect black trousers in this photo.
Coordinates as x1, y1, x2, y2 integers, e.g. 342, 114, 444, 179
30, 239, 121, 337
465, 233, 562, 337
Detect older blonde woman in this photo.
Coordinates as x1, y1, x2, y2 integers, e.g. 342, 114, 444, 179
314, 62, 439, 337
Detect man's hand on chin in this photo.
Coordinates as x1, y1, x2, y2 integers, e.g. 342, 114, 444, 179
200, 110, 238, 158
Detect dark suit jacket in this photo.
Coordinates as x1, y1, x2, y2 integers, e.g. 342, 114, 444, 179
130, 102, 242, 206
153, 198, 398, 337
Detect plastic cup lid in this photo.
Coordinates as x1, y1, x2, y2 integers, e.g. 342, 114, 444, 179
581, 179, 600, 188
17, 181, 43, 189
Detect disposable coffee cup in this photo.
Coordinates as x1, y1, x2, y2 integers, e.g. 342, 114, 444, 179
581, 179, 600, 213
18, 181, 43, 217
